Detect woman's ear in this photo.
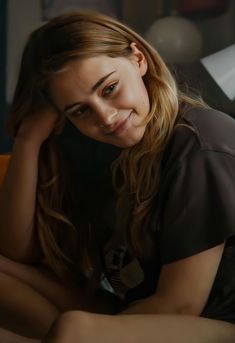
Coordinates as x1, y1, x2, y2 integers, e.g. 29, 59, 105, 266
130, 42, 148, 76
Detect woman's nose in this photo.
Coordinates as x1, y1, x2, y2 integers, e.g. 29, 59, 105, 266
95, 103, 118, 126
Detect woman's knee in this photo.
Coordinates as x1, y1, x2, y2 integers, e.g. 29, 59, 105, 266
43, 311, 92, 343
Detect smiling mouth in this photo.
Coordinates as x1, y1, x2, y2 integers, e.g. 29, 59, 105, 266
106, 112, 132, 136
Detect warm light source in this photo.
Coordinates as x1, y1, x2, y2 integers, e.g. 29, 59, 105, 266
201, 44, 235, 101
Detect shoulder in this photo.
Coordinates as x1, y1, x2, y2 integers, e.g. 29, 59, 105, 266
163, 106, 235, 173
182, 106, 235, 155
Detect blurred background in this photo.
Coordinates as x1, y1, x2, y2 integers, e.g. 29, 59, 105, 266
0, 0, 235, 153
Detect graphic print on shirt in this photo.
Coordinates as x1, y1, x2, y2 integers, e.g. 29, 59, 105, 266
103, 244, 145, 299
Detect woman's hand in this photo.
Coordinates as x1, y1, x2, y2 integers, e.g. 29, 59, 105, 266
17, 107, 61, 146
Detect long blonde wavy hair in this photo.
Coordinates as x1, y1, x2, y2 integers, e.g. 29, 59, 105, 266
8, 11, 205, 285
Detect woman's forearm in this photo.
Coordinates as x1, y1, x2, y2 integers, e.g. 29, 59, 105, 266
0, 137, 41, 261
122, 294, 199, 316
44, 310, 235, 343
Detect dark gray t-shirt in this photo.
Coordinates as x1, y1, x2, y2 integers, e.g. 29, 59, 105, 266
102, 107, 235, 322
60, 106, 235, 322
158, 107, 235, 322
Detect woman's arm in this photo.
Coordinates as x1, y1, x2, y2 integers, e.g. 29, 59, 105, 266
123, 243, 224, 315
43, 309, 235, 343
0, 137, 41, 262
42, 244, 230, 342
0, 108, 58, 262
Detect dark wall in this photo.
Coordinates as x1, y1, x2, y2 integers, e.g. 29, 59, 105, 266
0, 0, 11, 153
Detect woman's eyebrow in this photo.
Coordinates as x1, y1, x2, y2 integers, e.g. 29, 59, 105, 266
63, 70, 116, 113
91, 70, 116, 92
64, 103, 80, 114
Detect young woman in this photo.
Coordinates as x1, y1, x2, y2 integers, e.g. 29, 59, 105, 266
0, 11, 235, 343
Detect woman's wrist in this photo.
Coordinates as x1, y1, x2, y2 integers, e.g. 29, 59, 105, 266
14, 134, 42, 153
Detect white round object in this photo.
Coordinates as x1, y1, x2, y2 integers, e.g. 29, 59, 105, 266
146, 16, 203, 64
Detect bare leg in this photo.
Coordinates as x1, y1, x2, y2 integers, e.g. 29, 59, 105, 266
0, 254, 85, 339
0, 327, 40, 343
0, 271, 58, 338
43, 311, 235, 343
0, 254, 83, 310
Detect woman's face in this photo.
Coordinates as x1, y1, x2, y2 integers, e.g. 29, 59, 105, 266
49, 44, 150, 148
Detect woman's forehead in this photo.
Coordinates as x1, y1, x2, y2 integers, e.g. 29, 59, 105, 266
50, 55, 131, 87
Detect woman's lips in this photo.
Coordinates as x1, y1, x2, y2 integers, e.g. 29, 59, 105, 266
107, 112, 132, 136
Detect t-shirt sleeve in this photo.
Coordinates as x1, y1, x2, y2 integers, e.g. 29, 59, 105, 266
159, 147, 235, 264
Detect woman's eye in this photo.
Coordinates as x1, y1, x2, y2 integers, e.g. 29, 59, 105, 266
103, 82, 118, 97
72, 106, 90, 118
